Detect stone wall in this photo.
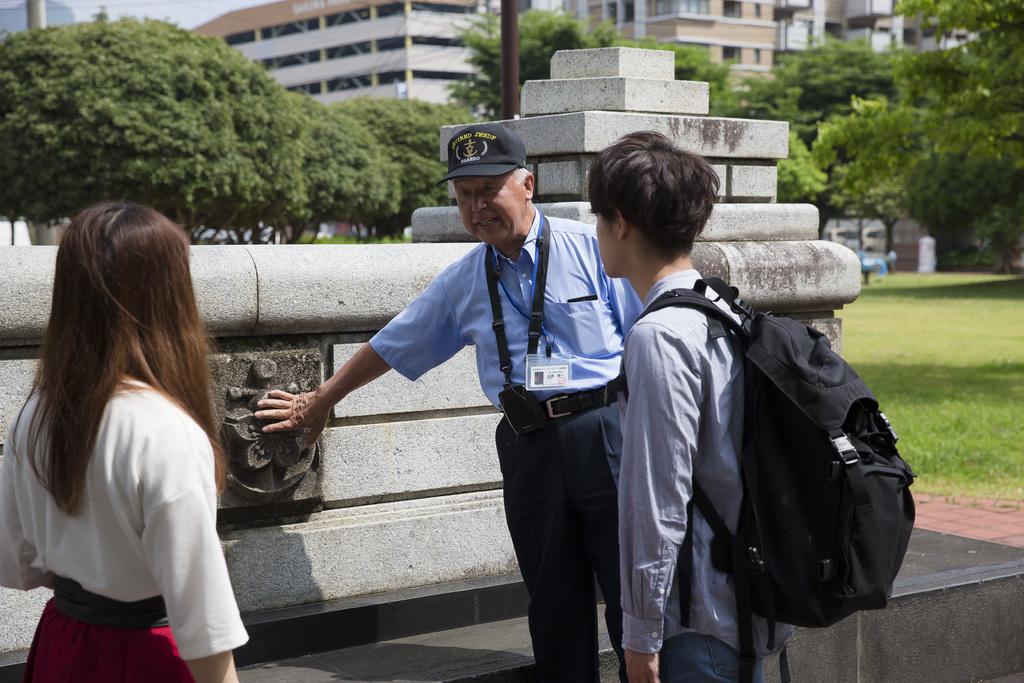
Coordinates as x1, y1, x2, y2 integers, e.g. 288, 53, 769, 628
0, 244, 517, 654
0, 47, 860, 656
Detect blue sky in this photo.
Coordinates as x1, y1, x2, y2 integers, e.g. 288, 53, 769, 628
0, 0, 268, 30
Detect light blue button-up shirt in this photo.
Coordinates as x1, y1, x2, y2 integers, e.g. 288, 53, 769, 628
370, 208, 642, 407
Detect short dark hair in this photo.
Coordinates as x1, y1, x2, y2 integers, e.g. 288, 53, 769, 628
588, 132, 719, 255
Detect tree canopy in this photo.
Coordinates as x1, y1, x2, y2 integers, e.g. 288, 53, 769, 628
719, 38, 897, 145
897, 0, 1023, 161
0, 18, 307, 232
335, 98, 472, 236
290, 96, 402, 239
814, 0, 1024, 271
0, 17, 451, 242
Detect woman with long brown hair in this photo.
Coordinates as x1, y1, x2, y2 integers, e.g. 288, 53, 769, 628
0, 202, 248, 682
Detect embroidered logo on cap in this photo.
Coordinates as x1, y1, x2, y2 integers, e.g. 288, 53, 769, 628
451, 131, 498, 164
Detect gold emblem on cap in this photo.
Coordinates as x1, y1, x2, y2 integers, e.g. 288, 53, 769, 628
455, 138, 487, 163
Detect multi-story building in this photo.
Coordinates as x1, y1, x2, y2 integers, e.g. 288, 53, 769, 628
198, 0, 969, 103
194, 0, 478, 104
775, 0, 971, 56
573, 0, 970, 75
586, 0, 779, 73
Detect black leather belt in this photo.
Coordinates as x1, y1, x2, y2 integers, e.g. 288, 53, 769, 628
53, 575, 169, 629
542, 376, 625, 420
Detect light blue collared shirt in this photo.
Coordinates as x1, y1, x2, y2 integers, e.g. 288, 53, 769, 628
370, 208, 642, 407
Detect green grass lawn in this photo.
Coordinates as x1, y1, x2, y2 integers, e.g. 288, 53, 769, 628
841, 273, 1024, 501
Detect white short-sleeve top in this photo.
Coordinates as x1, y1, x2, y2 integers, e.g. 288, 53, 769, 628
0, 383, 249, 660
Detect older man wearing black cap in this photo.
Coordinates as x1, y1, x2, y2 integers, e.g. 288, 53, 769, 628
257, 123, 640, 682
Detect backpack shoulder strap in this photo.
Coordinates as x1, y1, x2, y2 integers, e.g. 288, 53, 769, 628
640, 287, 749, 345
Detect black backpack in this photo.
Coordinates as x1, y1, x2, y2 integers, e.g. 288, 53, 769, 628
632, 278, 916, 683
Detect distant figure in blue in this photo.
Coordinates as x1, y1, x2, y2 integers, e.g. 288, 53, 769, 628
256, 124, 642, 682
859, 249, 898, 284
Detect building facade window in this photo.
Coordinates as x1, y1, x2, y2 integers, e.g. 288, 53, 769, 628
411, 36, 462, 46
287, 81, 323, 95
226, 30, 255, 45
377, 70, 406, 84
376, 36, 407, 51
326, 74, 372, 92
260, 18, 319, 40
326, 41, 372, 59
754, 47, 761, 63
376, 3, 406, 18
754, 3, 761, 18
412, 70, 466, 80
722, 45, 740, 60
410, 2, 476, 12
325, 8, 370, 25
722, 0, 741, 18
680, 0, 708, 12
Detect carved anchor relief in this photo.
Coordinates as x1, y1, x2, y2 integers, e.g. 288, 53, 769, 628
221, 358, 320, 502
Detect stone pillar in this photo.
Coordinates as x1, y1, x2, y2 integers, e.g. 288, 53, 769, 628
412, 46, 860, 351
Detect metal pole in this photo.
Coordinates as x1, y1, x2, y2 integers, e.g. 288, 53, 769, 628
500, 0, 519, 120
27, 0, 47, 29
24, 1, 48, 244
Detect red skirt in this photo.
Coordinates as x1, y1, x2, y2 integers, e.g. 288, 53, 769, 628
23, 599, 194, 682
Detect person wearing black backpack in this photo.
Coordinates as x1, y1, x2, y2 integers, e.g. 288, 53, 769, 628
589, 132, 795, 683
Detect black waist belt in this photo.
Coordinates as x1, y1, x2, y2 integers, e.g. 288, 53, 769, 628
53, 575, 169, 629
542, 376, 626, 420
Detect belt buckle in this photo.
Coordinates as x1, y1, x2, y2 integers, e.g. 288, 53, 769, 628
544, 395, 571, 419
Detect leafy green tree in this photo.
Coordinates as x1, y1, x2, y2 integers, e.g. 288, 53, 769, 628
335, 98, 472, 236
777, 132, 827, 204
813, 96, 920, 238
897, 0, 1023, 161
903, 153, 1024, 273
815, 0, 1024, 272
719, 38, 900, 229
0, 18, 307, 238
720, 38, 897, 144
829, 166, 905, 252
287, 95, 403, 241
450, 11, 730, 118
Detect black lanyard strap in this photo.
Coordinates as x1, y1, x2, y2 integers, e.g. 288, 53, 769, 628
485, 213, 551, 388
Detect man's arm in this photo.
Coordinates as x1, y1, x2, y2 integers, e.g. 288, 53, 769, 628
255, 269, 466, 443
255, 343, 391, 444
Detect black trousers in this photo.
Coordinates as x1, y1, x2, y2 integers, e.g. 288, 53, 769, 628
496, 405, 627, 683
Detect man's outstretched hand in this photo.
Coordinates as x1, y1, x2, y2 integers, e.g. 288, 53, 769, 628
255, 389, 331, 447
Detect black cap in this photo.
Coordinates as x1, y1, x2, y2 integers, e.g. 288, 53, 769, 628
438, 123, 528, 183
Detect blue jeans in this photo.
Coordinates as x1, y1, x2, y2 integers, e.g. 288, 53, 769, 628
659, 632, 765, 683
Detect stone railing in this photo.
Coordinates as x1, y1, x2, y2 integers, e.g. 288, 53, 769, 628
0, 46, 860, 658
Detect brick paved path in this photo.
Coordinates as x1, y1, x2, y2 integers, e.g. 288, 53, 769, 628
914, 492, 1024, 548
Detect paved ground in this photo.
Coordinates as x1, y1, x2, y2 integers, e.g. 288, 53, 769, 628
914, 492, 1024, 548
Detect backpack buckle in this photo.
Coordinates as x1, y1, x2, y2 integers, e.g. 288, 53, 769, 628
832, 435, 859, 465
879, 412, 899, 443
747, 546, 766, 575
733, 297, 755, 320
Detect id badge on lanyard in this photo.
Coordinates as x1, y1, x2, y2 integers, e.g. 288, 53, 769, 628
525, 352, 573, 390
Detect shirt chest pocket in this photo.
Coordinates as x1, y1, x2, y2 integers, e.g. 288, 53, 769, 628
545, 298, 618, 358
